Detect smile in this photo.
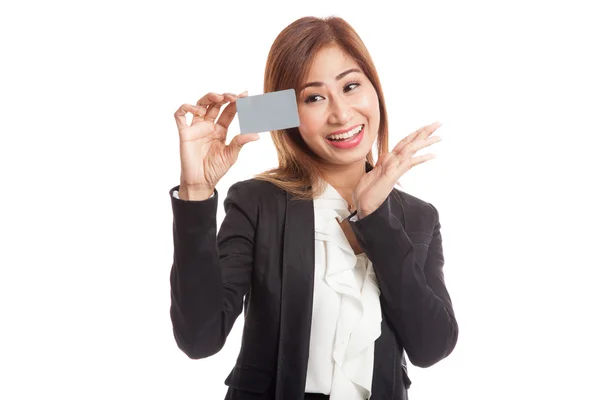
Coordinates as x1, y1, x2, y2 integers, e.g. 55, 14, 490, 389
326, 125, 364, 141
325, 124, 365, 150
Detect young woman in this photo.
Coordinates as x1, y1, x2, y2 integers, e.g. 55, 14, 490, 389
169, 16, 458, 400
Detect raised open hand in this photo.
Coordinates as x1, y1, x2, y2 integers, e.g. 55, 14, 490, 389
352, 121, 443, 218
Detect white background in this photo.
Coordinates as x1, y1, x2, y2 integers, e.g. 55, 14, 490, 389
1, 0, 599, 399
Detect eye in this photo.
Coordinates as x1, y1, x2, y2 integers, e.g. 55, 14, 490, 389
344, 82, 360, 92
304, 94, 324, 104
303, 82, 360, 104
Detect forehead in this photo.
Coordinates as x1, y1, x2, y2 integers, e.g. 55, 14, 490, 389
304, 45, 360, 80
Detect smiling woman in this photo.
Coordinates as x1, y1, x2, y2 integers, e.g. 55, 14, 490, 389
169, 15, 457, 400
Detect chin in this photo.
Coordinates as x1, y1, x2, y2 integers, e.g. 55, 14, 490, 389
326, 136, 376, 166
322, 146, 373, 167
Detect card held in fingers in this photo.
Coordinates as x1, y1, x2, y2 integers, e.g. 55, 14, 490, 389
236, 89, 300, 134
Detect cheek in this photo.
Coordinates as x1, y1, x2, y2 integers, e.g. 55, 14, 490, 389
298, 108, 325, 141
356, 89, 380, 119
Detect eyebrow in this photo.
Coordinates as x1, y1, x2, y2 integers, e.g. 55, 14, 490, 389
298, 68, 362, 92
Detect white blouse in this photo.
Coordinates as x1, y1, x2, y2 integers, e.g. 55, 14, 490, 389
305, 183, 382, 400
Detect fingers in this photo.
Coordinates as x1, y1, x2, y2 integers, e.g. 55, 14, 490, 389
179, 91, 248, 132
378, 129, 440, 183
214, 91, 248, 137
392, 121, 442, 155
379, 152, 435, 188
403, 135, 442, 157
197, 91, 248, 125
408, 153, 436, 166
200, 93, 226, 124
371, 122, 442, 192
214, 94, 240, 135
194, 92, 226, 124
196, 92, 225, 107
174, 103, 205, 130
205, 96, 232, 122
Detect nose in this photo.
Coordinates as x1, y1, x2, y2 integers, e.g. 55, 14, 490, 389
327, 93, 351, 126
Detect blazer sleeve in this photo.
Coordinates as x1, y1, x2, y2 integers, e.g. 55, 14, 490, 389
169, 182, 255, 359
349, 194, 458, 368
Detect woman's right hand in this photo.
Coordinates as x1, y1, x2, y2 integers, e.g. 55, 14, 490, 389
174, 91, 259, 200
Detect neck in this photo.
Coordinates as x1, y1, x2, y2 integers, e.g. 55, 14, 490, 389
319, 159, 366, 210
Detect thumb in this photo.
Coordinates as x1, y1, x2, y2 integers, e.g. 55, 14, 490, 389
235, 133, 260, 146
226, 133, 260, 161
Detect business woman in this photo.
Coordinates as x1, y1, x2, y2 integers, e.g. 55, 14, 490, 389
169, 16, 458, 400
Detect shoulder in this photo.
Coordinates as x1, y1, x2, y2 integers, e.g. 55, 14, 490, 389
224, 178, 288, 216
222, 179, 289, 228
227, 178, 286, 202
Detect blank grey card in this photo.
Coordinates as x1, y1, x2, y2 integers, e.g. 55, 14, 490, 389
236, 89, 300, 134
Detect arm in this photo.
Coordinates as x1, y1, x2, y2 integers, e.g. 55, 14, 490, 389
349, 195, 458, 368
169, 182, 255, 359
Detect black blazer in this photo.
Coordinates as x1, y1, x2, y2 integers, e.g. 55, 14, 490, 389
169, 177, 458, 400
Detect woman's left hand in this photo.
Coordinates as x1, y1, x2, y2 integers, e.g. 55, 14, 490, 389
352, 121, 443, 219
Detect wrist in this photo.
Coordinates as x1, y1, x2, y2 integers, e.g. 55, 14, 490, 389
179, 184, 214, 201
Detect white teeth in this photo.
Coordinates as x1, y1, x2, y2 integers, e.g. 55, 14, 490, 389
328, 125, 363, 140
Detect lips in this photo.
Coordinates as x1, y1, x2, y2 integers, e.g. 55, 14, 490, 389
326, 124, 364, 141
326, 124, 365, 150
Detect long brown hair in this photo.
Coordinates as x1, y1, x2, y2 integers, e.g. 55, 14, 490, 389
254, 16, 389, 199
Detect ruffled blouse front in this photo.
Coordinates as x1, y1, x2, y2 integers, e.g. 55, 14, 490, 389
305, 183, 382, 400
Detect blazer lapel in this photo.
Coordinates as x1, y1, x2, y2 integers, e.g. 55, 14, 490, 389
275, 191, 315, 400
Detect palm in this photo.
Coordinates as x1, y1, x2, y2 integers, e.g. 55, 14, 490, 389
352, 158, 397, 215
179, 122, 228, 188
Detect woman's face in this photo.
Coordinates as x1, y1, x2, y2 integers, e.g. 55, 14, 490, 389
297, 45, 380, 167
